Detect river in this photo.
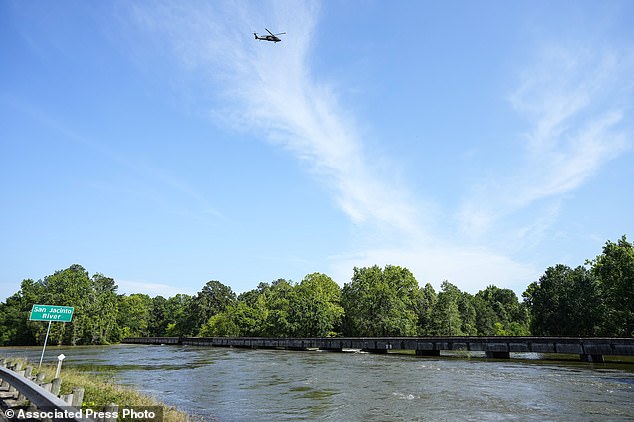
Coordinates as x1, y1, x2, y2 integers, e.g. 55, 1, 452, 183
1, 344, 633, 421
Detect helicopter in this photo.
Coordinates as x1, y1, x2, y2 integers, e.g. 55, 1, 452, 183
254, 28, 286, 43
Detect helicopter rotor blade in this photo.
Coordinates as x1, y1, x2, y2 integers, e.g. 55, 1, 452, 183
265, 28, 274, 36
274, 32, 286, 36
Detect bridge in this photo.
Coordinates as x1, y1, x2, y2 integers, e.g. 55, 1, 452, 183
122, 336, 634, 363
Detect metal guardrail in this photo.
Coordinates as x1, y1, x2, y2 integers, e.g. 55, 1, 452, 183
0, 365, 93, 422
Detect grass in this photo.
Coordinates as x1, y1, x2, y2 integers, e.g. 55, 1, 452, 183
2, 357, 194, 422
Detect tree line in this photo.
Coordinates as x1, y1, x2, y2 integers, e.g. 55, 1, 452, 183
0, 235, 632, 346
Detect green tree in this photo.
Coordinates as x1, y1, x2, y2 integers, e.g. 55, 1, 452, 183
199, 309, 241, 337
287, 273, 344, 337
199, 301, 268, 337
238, 282, 270, 307
187, 280, 237, 335
261, 279, 295, 337
117, 293, 153, 338
39, 264, 94, 345
0, 279, 42, 345
234, 298, 268, 336
567, 267, 602, 336
416, 283, 437, 335
475, 285, 529, 336
149, 295, 169, 337
84, 273, 119, 344
164, 294, 193, 336
590, 235, 634, 336
342, 265, 419, 336
472, 294, 497, 335
524, 265, 570, 335
149, 296, 168, 337
458, 291, 477, 336
235, 287, 270, 336
524, 265, 600, 336
430, 281, 464, 335
0, 266, 121, 346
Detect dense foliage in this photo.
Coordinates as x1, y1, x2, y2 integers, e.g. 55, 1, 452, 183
523, 235, 634, 337
1, 236, 632, 345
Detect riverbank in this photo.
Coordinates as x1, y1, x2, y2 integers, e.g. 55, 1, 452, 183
0, 355, 193, 422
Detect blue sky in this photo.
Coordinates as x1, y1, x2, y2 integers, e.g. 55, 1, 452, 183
2, 0, 633, 301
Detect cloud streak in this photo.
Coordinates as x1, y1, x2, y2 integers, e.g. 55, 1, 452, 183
117, 279, 194, 297
128, 1, 632, 293
459, 43, 632, 239
130, 0, 425, 239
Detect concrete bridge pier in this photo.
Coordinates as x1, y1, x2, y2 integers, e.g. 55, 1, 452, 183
485, 351, 511, 359
362, 341, 393, 354
318, 340, 344, 352
363, 349, 389, 354
416, 350, 440, 357
580, 354, 604, 363
231, 344, 256, 350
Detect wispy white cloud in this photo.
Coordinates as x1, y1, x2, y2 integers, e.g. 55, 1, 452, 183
459, 43, 632, 239
127, 1, 632, 294
129, 0, 425, 240
117, 279, 194, 297
329, 245, 536, 295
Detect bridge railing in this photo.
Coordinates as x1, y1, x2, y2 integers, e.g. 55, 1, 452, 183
122, 336, 634, 362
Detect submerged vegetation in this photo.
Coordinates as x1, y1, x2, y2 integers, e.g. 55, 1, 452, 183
0, 235, 632, 345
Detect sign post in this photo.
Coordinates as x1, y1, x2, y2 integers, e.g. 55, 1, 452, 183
29, 304, 74, 369
39, 320, 52, 369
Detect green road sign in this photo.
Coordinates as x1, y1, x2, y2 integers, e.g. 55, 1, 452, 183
29, 304, 74, 322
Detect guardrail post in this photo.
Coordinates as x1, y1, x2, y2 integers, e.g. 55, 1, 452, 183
51, 377, 62, 395
61, 393, 74, 404
72, 387, 85, 407
36, 372, 46, 384
8, 379, 18, 393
